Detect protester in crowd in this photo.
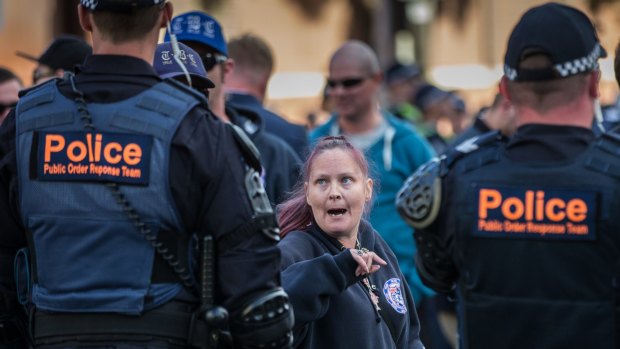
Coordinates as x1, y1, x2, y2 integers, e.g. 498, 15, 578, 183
0, 67, 22, 125
398, 3, 617, 348
0, 0, 292, 347
447, 93, 467, 136
385, 62, 425, 125
450, 92, 517, 146
16, 34, 92, 86
310, 39, 436, 315
278, 135, 424, 349
411, 84, 455, 154
165, 12, 301, 205
226, 33, 309, 158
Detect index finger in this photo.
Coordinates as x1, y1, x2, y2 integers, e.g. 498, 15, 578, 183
371, 253, 387, 266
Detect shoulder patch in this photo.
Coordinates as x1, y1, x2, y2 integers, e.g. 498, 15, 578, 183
444, 131, 503, 171
454, 135, 480, 154
396, 158, 442, 229
382, 278, 407, 314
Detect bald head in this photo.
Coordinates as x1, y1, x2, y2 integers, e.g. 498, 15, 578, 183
330, 40, 381, 76
327, 40, 383, 130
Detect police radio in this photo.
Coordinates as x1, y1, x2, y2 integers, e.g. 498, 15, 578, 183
594, 98, 605, 132
166, 17, 192, 88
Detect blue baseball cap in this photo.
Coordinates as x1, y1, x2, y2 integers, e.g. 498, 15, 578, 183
153, 42, 215, 89
164, 11, 228, 57
80, 0, 165, 12
504, 2, 607, 82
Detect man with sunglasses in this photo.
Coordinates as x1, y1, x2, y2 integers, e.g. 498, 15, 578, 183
0, 0, 290, 348
166, 11, 301, 206
0, 67, 21, 125
310, 40, 436, 310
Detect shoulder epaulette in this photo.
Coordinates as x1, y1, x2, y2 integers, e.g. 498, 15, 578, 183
441, 131, 503, 174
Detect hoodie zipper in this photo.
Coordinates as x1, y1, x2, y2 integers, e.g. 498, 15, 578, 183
337, 234, 382, 322
358, 278, 382, 323
355, 241, 382, 323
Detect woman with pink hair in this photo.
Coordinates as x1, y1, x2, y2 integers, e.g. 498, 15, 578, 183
277, 136, 424, 349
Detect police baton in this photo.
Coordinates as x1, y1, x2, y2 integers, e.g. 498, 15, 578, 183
199, 235, 231, 348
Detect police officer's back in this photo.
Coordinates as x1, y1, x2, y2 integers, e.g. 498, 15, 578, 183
0, 0, 293, 348
397, 3, 619, 348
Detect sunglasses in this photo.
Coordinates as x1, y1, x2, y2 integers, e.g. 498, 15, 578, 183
0, 102, 16, 114
203, 53, 227, 71
326, 77, 367, 89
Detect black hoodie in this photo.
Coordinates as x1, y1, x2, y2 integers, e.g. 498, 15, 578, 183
279, 220, 424, 349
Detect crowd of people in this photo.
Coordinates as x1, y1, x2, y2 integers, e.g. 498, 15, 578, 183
1, 0, 620, 348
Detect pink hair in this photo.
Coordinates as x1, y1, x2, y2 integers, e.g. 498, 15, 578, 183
277, 136, 371, 238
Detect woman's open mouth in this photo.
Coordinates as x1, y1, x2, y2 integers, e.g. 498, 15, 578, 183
327, 208, 347, 217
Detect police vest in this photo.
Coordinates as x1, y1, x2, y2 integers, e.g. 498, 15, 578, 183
446, 135, 620, 349
15, 79, 200, 314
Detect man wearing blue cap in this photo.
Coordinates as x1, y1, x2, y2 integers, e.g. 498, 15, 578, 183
153, 41, 216, 92
165, 12, 301, 206
166, 14, 307, 158
0, 1, 292, 348
397, 3, 619, 348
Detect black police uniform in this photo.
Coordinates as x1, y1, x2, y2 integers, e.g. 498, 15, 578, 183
225, 104, 301, 205
397, 3, 620, 348
0, 53, 292, 347
397, 125, 620, 348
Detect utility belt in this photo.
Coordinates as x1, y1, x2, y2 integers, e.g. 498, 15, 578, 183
33, 300, 219, 348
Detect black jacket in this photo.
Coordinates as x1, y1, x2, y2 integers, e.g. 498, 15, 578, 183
227, 92, 308, 159
227, 104, 300, 204
279, 220, 424, 349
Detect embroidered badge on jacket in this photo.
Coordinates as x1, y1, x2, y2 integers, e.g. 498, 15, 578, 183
383, 278, 407, 314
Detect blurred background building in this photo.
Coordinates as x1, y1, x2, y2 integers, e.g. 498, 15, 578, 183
1, 0, 618, 128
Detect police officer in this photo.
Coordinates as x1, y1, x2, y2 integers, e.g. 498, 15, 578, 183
397, 3, 618, 348
0, 0, 293, 348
